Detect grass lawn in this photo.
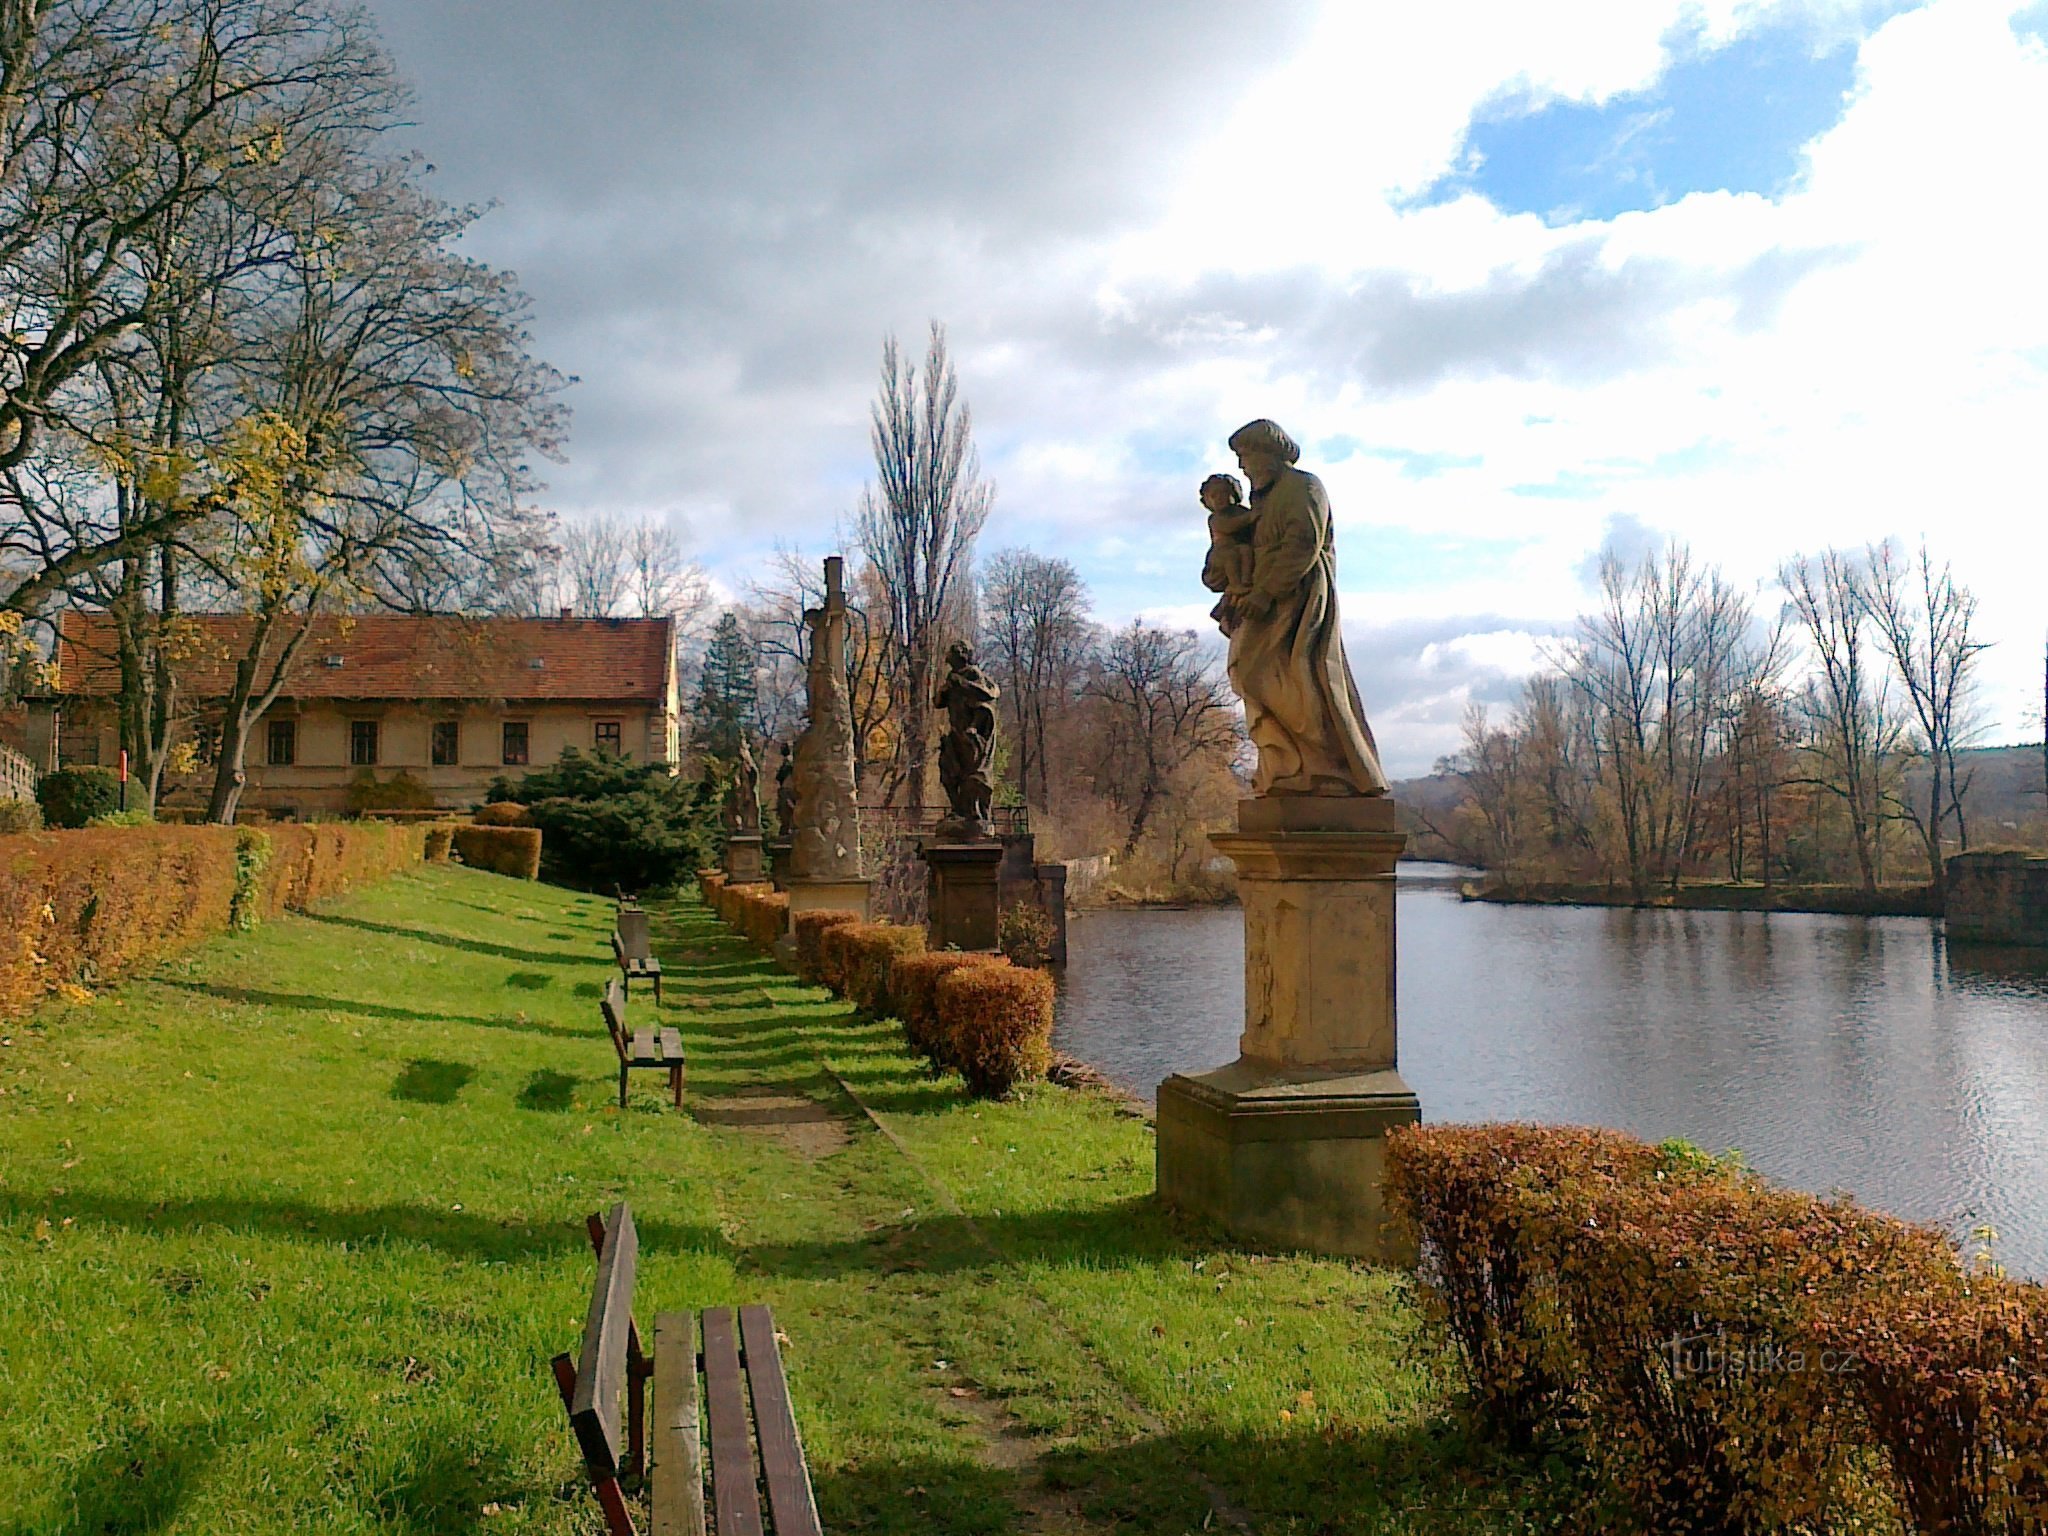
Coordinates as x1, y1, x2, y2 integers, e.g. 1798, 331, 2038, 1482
0, 864, 1567, 1534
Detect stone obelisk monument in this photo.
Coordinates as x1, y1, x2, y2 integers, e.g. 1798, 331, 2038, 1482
778, 556, 869, 952
1154, 419, 1419, 1265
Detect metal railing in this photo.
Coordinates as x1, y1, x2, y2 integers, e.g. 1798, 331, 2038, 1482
0, 741, 34, 803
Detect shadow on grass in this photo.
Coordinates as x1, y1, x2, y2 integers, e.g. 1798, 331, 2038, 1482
571, 980, 606, 999
393, 1058, 476, 1105
517, 1068, 579, 1112
504, 971, 554, 991
810, 1452, 1019, 1536
8, 1418, 219, 1536
302, 911, 591, 965
361, 1438, 526, 1536
156, 981, 591, 1041
0, 1191, 725, 1265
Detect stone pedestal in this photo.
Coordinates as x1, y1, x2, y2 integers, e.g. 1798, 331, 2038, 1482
923, 841, 1004, 952
1155, 796, 1420, 1265
772, 877, 871, 963
766, 837, 793, 892
723, 834, 767, 885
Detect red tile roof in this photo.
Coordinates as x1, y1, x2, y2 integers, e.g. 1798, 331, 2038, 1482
54, 612, 674, 704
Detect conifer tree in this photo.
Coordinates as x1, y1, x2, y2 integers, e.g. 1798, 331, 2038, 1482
691, 610, 758, 762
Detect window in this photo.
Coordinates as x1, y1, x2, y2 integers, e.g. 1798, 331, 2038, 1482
502, 721, 529, 766
349, 719, 379, 766
431, 720, 460, 767
266, 719, 297, 766
593, 719, 622, 755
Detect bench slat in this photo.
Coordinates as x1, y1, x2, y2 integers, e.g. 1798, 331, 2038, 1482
630, 1026, 661, 1065
651, 1311, 706, 1536
570, 1203, 638, 1481
659, 1026, 684, 1064
702, 1308, 764, 1536
739, 1305, 822, 1536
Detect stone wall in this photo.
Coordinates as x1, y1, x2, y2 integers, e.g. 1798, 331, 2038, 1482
1946, 850, 2048, 946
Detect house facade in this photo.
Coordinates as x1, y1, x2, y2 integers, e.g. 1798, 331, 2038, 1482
27, 611, 681, 817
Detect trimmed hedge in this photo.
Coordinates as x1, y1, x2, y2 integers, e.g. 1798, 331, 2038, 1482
721, 883, 788, 950
423, 825, 456, 862
890, 951, 1007, 1070
473, 801, 532, 827
792, 909, 859, 984
829, 922, 925, 1015
451, 825, 542, 879
1386, 1123, 2047, 1535
934, 963, 1054, 1098
1, 822, 426, 1017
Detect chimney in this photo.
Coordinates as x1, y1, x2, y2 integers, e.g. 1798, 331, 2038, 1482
558, 607, 572, 621
824, 555, 844, 608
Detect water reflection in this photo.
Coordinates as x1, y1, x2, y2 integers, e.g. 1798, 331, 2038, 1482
1054, 866, 2048, 1277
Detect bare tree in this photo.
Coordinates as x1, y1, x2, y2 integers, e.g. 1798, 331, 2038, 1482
1781, 550, 1900, 893
1860, 539, 1988, 892
557, 515, 629, 616
1079, 620, 1238, 855
855, 321, 992, 811
978, 547, 1093, 812
743, 544, 890, 781
624, 518, 710, 629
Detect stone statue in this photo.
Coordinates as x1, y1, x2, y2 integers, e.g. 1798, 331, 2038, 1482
789, 557, 864, 880
773, 739, 796, 834
729, 733, 762, 835
1203, 418, 1388, 797
1200, 472, 1257, 637
934, 639, 999, 838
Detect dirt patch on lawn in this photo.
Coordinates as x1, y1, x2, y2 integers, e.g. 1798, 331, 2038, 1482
691, 1085, 851, 1159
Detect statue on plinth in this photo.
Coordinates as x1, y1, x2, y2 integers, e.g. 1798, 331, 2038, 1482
789, 556, 864, 882
1202, 417, 1388, 798
933, 639, 999, 839
727, 734, 762, 836
773, 740, 796, 835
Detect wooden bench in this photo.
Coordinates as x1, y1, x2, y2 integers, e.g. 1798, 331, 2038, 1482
613, 905, 663, 1005
601, 979, 685, 1111
553, 1202, 825, 1536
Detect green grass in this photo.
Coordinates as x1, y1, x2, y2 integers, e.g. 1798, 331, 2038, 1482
0, 865, 1567, 1533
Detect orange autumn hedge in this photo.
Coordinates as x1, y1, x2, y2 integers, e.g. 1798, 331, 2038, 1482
451, 824, 542, 879
0, 821, 426, 1018
933, 963, 1053, 1098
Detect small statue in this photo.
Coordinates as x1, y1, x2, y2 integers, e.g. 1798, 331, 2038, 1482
933, 639, 999, 838
1200, 472, 1257, 636
773, 739, 796, 834
728, 734, 762, 836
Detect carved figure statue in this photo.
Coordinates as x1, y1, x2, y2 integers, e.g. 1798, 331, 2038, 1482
789, 556, 864, 879
933, 639, 999, 836
1203, 418, 1388, 797
773, 740, 796, 834
729, 733, 761, 835
1200, 472, 1257, 636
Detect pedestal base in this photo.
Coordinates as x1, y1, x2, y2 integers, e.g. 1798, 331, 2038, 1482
765, 838, 793, 892
773, 878, 870, 962
724, 835, 767, 884
1156, 1059, 1420, 1266
923, 842, 1003, 951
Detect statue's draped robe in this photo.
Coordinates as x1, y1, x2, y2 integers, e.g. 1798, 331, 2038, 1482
1205, 466, 1388, 796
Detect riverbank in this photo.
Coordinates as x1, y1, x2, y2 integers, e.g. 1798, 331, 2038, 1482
2, 863, 1570, 1532
1464, 876, 1939, 917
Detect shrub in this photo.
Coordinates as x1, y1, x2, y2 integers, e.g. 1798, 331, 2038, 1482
891, 951, 1005, 1069
730, 886, 788, 950
1384, 1123, 1666, 1447
0, 799, 41, 833
36, 767, 120, 828
85, 808, 154, 827
792, 909, 859, 984
490, 749, 719, 893
452, 825, 542, 879
1810, 1272, 2048, 1536
935, 963, 1053, 1098
423, 824, 456, 863
1520, 1171, 1956, 1534
344, 768, 437, 813
997, 901, 1057, 967
473, 801, 532, 827
0, 822, 423, 1017
832, 922, 925, 1014
695, 867, 724, 903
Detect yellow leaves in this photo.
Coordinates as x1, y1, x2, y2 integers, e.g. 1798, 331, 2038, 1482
452, 348, 476, 380
32, 1217, 51, 1244
0, 611, 20, 637
55, 983, 94, 1005
165, 741, 200, 777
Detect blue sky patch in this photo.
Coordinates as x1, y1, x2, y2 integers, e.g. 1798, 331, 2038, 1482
1421, 17, 1889, 224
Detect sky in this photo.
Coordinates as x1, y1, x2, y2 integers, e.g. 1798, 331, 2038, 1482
365, 0, 2048, 778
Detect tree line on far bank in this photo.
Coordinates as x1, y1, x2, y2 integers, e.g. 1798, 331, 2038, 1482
1431, 538, 2040, 902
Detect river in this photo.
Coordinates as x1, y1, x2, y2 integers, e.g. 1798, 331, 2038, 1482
1053, 863, 2048, 1278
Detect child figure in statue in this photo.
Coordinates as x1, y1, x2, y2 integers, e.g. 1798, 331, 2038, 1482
1200, 472, 1257, 635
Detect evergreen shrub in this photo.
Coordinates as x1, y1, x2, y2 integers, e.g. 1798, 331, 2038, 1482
934, 963, 1053, 1098
488, 748, 718, 892
36, 767, 119, 828
0, 799, 40, 833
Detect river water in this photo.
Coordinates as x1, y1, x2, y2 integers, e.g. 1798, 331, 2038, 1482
1053, 863, 2048, 1277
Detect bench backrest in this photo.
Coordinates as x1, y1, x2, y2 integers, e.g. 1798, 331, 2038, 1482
617, 906, 652, 963
600, 980, 629, 1060
569, 1202, 639, 1480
